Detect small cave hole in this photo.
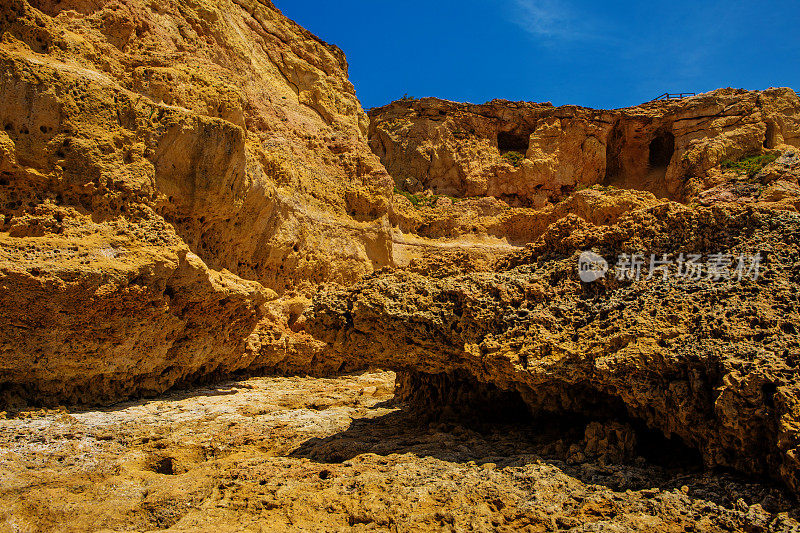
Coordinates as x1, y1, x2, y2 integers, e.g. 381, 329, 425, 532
762, 382, 778, 408
153, 456, 175, 475
634, 423, 703, 470
648, 131, 675, 168
497, 131, 530, 154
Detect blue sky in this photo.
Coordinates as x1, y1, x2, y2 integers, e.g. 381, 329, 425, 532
274, 0, 800, 110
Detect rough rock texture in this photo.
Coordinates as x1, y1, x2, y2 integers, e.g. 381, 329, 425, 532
0, 0, 400, 403
0, 0, 665, 404
3, 371, 799, 532
308, 203, 800, 494
369, 91, 800, 205
3, 0, 800, 525
0, 0, 400, 293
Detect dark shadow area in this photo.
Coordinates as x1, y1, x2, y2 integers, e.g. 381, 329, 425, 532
648, 131, 675, 168
764, 122, 779, 149
604, 121, 624, 183
290, 371, 797, 515
603, 121, 676, 200
497, 131, 530, 154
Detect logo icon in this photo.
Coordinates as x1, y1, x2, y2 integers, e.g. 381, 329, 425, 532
578, 251, 608, 283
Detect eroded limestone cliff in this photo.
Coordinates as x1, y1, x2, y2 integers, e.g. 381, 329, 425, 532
3, 0, 800, 527
0, 0, 400, 403
369, 91, 800, 205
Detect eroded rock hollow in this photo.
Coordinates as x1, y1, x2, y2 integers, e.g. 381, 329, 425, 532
2, 0, 800, 528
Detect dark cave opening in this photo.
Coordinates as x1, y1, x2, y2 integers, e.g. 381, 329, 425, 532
603, 122, 624, 184
648, 131, 675, 168
394, 370, 704, 470
603, 122, 677, 200
497, 131, 530, 154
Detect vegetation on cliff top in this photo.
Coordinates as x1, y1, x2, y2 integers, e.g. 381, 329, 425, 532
394, 187, 463, 208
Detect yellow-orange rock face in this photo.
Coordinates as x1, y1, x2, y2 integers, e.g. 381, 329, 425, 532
4, 0, 800, 524
370, 91, 800, 205
0, 0, 399, 404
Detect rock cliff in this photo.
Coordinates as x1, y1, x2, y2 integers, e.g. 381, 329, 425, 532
0, 0, 403, 403
3, 0, 800, 519
369, 91, 800, 205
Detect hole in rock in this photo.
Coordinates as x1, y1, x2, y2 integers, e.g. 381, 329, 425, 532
153, 456, 175, 475
648, 131, 675, 168
762, 382, 778, 408
633, 422, 703, 469
255, 369, 794, 513
764, 122, 778, 149
604, 123, 676, 199
390, 371, 706, 472
394, 370, 535, 424
497, 131, 530, 154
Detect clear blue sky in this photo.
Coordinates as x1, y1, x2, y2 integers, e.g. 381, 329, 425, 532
274, 0, 800, 110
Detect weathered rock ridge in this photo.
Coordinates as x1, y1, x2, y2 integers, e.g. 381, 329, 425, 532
308, 202, 800, 493
369, 91, 800, 205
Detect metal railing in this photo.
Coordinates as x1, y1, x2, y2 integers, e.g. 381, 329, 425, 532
651, 92, 697, 101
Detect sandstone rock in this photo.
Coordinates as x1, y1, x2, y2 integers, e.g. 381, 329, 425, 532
2, 0, 800, 513
308, 202, 800, 493
369, 89, 800, 205
0, 0, 396, 404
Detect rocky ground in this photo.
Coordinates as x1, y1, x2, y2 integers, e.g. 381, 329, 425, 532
2, 370, 799, 532
2, 0, 800, 530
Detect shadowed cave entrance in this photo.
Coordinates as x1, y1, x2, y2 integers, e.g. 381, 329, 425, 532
290, 370, 795, 510
649, 131, 675, 168
392, 370, 703, 470
604, 124, 676, 199
497, 131, 530, 154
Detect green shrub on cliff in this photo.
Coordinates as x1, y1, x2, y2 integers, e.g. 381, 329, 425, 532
502, 151, 525, 167
720, 152, 778, 177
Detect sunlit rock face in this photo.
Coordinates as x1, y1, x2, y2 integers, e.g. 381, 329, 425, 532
369, 91, 800, 205
0, 0, 396, 404
3, 0, 800, 521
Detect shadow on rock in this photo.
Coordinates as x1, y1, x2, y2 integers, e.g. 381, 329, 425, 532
290, 398, 798, 515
